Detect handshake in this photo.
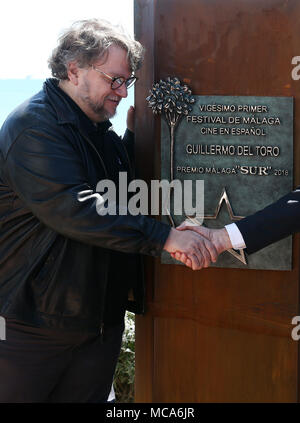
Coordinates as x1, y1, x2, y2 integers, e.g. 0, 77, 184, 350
163, 221, 233, 270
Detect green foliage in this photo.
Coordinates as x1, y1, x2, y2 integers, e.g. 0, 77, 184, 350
114, 311, 135, 403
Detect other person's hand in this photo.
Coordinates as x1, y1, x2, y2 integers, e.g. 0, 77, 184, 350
170, 221, 233, 266
163, 227, 218, 270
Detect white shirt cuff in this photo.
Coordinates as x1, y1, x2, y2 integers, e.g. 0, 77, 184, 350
225, 223, 246, 249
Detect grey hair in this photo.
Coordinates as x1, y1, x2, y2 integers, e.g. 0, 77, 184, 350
48, 19, 144, 80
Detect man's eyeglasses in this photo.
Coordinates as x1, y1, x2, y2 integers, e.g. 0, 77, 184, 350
91, 65, 137, 90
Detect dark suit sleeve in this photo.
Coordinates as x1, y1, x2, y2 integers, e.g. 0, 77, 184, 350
235, 187, 300, 254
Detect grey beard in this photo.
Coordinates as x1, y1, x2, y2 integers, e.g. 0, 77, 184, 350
80, 79, 116, 122
84, 96, 115, 121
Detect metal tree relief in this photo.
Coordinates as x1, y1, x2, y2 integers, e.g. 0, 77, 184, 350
146, 77, 195, 181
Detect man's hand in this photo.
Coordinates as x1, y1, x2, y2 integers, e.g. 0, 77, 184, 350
170, 222, 233, 266
126, 106, 135, 132
163, 227, 218, 270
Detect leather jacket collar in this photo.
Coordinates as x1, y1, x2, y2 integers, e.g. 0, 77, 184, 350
43, 78, 112, 136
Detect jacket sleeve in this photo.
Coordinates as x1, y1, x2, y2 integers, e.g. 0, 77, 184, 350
235, 188, 300, 254
4, 127, 171, 256
122, 128, 135, 160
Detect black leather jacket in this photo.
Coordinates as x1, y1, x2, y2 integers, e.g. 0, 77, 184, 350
0, 78, 171, 332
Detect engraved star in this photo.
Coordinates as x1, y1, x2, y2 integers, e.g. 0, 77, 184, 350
186, 188, 247, 265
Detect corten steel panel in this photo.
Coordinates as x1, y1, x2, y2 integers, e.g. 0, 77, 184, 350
134, 0, 300, 402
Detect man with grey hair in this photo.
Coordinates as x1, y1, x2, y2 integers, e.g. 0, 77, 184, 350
0, 19, 216, 402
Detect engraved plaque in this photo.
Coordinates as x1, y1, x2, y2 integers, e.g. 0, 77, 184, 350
159, 94, 294, 270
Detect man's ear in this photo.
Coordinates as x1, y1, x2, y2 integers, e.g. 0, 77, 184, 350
67, 62, 80, 85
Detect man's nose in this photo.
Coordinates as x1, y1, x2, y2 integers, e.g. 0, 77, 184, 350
115, 83, 128, 98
